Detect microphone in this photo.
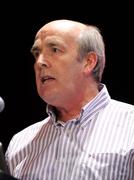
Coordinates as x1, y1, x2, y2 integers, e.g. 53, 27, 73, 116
0, 97, 5, 113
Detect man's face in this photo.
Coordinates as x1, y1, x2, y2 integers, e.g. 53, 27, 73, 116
32, 25, 86, 107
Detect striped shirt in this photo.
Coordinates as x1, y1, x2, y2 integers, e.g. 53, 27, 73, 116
5, 84, 134, 180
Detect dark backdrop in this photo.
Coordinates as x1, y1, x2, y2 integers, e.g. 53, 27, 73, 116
0, 2, 133, 150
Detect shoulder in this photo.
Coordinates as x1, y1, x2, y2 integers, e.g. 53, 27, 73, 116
14, 117, 50, 137
110, 99, 134, 110
7, 117, 50, 152
106, 99, 134, 118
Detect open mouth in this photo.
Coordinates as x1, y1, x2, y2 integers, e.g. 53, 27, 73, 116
40, 76, 55, 84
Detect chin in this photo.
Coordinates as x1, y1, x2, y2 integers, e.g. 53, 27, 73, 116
41, 95, 56, 105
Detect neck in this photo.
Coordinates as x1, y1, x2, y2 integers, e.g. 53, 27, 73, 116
55, 83, 99, 122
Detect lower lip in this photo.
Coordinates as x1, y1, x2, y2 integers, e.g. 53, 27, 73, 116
42, 79, 55, 84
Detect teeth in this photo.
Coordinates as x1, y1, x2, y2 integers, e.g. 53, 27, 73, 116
40, 76, 53, 83
41, 77, 47, 83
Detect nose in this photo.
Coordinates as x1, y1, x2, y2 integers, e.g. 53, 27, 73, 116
35, 54, 50, 69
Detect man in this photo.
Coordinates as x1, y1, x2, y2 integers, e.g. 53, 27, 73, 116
5, 19, 134, 179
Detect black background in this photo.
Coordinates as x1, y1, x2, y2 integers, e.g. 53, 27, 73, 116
0, 2, 134, 150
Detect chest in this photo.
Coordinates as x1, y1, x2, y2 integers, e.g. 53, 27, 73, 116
11, 120, 134, 180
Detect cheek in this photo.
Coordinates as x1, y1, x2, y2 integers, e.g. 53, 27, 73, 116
34, 70, 41, 90
60, 69, 83, 90
34, 71, 39, 83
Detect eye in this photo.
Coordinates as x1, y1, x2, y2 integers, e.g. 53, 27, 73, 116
31, 47, 41, 59
52, 47, 60, 53
33, 50, 40, 59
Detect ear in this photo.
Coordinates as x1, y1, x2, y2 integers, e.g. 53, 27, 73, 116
83, 52, 97, 76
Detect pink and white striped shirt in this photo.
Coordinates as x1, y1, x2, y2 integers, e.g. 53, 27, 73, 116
5, 84, 134, 180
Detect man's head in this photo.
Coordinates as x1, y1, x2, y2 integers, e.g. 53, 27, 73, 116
31, 19, 105, 107
33, 20, 105, 81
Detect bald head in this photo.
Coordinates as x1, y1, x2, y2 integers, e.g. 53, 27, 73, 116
36, 19, 87, 40
32, 19, 105, 82
43, 19, 86, 29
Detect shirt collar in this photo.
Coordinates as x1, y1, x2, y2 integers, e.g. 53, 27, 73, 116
46, 83, 111, 127
79, 83, 111, 127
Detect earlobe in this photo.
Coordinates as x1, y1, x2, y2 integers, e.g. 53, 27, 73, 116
84, 52, 97, 75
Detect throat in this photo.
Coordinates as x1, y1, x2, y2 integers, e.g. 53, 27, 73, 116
56, 108, 81, 122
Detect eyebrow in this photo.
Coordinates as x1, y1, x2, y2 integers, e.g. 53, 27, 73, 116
30, 45, 39, 54
47, 42, 59, 48
30, 42, 58, 53
46, 39, 68, 51
30, 37, 67, 54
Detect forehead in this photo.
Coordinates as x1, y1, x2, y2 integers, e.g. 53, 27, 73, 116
33, 20, 87, 50
34, 28, 79, 48
35, 20, 86, 42
36, 20, 84, 37
33, 35, 69, 51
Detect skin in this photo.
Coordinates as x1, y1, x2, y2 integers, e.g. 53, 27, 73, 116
31, 20, 99, 122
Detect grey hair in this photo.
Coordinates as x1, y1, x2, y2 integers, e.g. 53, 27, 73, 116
77, 25, 105, 82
